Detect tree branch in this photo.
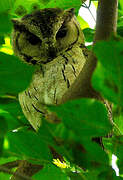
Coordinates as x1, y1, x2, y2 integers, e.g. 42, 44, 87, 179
11, 160, 43, 180
0, 160, 43, 180
0, 164, 31, 180
0, 160, 21, 170
60, 0, 118, 104
94, 0, 117, 42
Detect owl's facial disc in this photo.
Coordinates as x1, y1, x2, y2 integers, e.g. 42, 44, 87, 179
56, 8, 75, 39
12, 8, 78, 65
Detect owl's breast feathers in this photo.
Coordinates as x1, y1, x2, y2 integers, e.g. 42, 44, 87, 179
19, 45, 88, 129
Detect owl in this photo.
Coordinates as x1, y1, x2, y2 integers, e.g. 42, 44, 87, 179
12, 8, 88, 130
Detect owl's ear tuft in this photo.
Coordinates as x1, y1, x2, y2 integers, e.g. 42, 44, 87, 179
11, 18, 25, 31
64, 8, 75, 22
67, 8, 75, 15
11, 18, 20, 25
11, 18, 24, 27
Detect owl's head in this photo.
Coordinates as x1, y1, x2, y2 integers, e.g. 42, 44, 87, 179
12, 8, 84, 65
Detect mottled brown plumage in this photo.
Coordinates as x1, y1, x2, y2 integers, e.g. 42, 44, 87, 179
12, 8, 88, 130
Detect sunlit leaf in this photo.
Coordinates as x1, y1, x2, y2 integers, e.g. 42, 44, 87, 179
77, 16, 89, 30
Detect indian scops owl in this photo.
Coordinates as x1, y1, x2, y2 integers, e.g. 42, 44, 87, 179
12, 8, 88, 130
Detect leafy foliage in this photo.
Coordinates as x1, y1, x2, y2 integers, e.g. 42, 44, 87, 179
83, 28, 95, 42
0, 0, 123, 179
50, 99, 112, 137
92, 39, 123, 107
7, 130, 52, 161
0, 52, 35, 95
0, 13, 12, 34
33, 163, 68, 180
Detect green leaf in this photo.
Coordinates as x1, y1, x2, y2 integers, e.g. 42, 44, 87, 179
38, 122, 77, 163
77, 16, 89, 30
46, 0, 81, 15
0, 105, 27, 155
0, 156, 18, 165
0, 12, 12, 34
12, 0, 44, 16
117, 17, 123, 37
37, 122, 56, 146
72, 138, 109, 169
0, 97, 28, 129
98, 167, 122, 180
0, 173, 11, 180
39, 121, 109, 169
92, 40, 123, 107
92, 62, 119, 105
40, 0, 50, 5
113, 105, 123, 135
0, 52, 35, 95
119, 0, 123, 11
111, 136, 123, 174
33, 163, 68, 180
67, 172, 84, 180
12, 0, 82, 18
0, 116, 8, 138
117, 26, 123, 37
7, 130, 52, 161
114, 114, 123, 135
30, 2, 41, 12
83, 28, 95, 42
0, 36, 5, 45
48, 98, 112, 168
0, 157, 18, 179
0, 107, 22, 134
0, 0, 15, 13
0, 137, 4, 155
82, 139, 108, 166
14, 5, 27, 16
49, 99, 112, 138
103, 136, 123, 175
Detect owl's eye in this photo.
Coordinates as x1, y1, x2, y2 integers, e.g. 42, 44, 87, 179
27, 33, 42, 45
56, 27, 67, 39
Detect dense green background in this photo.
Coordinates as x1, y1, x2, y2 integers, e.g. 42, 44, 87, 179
0, 0, 123, 179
